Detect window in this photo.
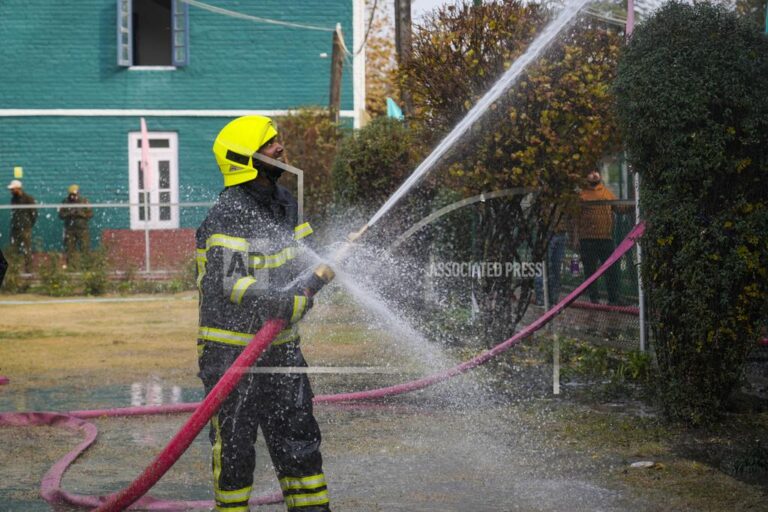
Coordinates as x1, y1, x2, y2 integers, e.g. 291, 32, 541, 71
118, 0, 189, 67
128, 132, 180, 229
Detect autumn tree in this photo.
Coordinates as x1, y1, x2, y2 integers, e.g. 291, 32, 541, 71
365, 0, 399, 117
400, 1, 622, 340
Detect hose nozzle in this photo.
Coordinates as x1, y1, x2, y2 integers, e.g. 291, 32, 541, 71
313, 263, 335, 284
347, 225, 368, 243
330, 225, 368, 264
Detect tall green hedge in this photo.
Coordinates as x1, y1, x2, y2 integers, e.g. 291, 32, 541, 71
615, 2, 768, 424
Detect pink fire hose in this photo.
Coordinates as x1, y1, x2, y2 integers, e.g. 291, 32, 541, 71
94, 318, 287, 512
3, 224, 647, 510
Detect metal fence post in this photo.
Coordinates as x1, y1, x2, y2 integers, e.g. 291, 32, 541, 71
543, 245, 560, 395
634, 171, 646, 352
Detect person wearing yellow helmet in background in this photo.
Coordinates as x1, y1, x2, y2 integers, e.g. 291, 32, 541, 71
58, 184, 93, 269
197, 116, 334, 512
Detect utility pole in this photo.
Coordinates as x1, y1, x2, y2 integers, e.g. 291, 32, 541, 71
394, 0, 413, 116
329, 23, 344, 123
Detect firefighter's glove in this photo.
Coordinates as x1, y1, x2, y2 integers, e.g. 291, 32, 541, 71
302, 264, 335, 297
276, 293, 314, 324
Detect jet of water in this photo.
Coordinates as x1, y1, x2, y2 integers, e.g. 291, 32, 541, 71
365, 0, 593, 229
298, 243, 454, 370
332, 267, 454, 371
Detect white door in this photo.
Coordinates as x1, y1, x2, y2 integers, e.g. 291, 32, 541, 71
128, 132, 179, 229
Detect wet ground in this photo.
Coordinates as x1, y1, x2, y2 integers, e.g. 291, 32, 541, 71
0, 365, 659, 512
1, 295, 765, 511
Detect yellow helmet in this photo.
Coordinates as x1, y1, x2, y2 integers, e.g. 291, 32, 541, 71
212, 116, 279, 187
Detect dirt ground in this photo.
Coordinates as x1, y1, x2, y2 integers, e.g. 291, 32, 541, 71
0, 293, 766, 511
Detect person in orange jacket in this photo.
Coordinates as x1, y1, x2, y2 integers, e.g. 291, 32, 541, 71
572, 170, 630, 304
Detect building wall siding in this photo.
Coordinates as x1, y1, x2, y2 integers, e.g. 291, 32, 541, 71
0, 0, 356, 251
0, 116, 232, 248
0, 0, 354, 110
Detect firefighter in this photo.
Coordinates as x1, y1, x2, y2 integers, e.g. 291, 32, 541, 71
59, 184, 93, 269
197, 116, 334, 512
7, 180, 37, 273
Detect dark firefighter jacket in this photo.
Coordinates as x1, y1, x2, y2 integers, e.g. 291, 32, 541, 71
0, 249, 7, 287
10, 192, 37, 236
59, 195, 93, 231
196, 182, 315, 351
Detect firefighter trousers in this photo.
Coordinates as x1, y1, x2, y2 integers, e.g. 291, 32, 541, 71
199, 340, 330, 512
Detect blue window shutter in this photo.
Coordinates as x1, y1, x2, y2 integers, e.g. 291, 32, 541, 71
117, 0, 133, 66
171, 0, 189, 67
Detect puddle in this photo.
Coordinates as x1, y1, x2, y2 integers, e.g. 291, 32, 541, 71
0, 382, 205, 414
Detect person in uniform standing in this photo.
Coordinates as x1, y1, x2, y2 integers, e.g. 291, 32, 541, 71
59, 184, 93, 268
7, 180, 37, 273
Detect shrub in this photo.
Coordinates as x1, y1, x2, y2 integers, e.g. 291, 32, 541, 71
167, 255, 198, 293
80, 248, 109, 296
38, 253, 75, 296
0, 249, 27, 293
332, 116, 420, 211
276, 109, 345, 226
615, 1, 768, 424
331, 116, 428, 241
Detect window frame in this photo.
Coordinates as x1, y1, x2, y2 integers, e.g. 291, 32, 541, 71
117, 0, 189, 68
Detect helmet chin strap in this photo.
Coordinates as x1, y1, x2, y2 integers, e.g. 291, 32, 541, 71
260, 165, 284, 184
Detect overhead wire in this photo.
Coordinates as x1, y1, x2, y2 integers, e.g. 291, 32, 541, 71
180, 0, 336, 32
354, 0, 378, 56
180, 0, 373, 68
180, 0, 626, 62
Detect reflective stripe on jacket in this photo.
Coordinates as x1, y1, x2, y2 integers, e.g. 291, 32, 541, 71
196, 183, 313, 349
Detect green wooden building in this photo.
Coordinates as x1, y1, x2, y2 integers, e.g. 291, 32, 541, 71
0, 0, 365, 266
